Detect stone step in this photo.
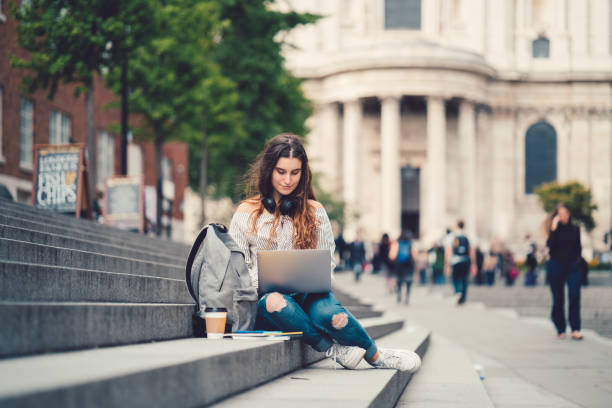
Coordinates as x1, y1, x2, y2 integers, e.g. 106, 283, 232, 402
214, 324, 430, 407
0, 199, 190, 254
0, 301, 193, 357
0, 261, 191, 304
0, 261, 374, 321
396, 334, 494, 408
0, 238, 184, 280
0, 316, 404, 407
343, 305, 384, 319
0, 212, 189, 259
0, 223, 184, 264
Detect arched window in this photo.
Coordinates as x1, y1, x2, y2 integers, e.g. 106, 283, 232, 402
385, 0, 421, 29
525, 121, 557, 194
532, 36, 550, 58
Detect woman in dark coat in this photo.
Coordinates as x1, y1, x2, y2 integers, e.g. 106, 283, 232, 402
545, 204, 583, 340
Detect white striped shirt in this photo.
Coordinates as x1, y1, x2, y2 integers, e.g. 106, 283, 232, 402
229, 206, 336, 288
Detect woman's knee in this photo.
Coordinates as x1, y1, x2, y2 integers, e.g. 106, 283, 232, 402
310, 300, 349, 330
258, 292, 289, 314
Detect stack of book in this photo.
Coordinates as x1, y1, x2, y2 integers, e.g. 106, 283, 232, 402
225, 331, 303, 340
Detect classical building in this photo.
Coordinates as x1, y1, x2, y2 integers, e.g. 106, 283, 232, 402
280, 0, 612, 251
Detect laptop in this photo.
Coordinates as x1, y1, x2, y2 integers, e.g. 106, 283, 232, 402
257, 249, 332, 294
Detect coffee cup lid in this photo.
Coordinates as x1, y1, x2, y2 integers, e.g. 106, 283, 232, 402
204, 307, 227, 312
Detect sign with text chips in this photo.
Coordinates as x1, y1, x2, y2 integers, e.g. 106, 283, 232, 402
32, 144, 89, 217
104, 176, 144, 232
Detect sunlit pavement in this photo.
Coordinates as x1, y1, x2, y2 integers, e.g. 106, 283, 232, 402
334, 271, 612, 408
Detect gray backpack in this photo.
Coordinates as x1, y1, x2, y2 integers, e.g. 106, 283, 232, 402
185, 223, 258, 336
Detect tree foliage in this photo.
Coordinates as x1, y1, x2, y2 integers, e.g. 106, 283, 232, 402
208, 0, 320, 200
108, 0, 237, 142
104, 0, 243, 232
534, 181, 598, 231
11, 0, 154, 98
312, 173, 345, 230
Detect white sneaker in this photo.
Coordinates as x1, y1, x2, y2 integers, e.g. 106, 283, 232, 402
372, 348, 421, 373
325, 343, 366, 370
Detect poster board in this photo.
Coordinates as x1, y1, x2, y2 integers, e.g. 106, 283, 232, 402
104, 175, 144, 233
32, 144, 90, 218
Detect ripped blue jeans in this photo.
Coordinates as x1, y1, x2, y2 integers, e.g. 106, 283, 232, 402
256, 291, 378, 360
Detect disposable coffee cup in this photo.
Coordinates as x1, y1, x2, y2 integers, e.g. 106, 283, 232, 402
204, 307, 227, 339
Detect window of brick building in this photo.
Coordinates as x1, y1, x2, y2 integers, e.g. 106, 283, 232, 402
97, 130, 115, 189
0, 0, 7, 23
49, 109, 71, 145
385, 0, 421, 30
20, 98, 34, 168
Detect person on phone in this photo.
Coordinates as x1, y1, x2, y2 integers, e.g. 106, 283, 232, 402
229, 133, 421, 372
545, 204, 583, 340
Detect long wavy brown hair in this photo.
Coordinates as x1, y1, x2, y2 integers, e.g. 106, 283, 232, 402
243, 133, 318, 249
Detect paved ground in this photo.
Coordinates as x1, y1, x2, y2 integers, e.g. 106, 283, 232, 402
333, 272, 612, 408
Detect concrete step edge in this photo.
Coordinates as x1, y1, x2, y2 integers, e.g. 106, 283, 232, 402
0, 210, 190, 255
0, 302, 194, 357
0, 260, 190, 303
213, 324, 431, 408
0, 318, 404, 408
0, 223, 185, 263
0, 201, 190, 251
0, 237, 184, 279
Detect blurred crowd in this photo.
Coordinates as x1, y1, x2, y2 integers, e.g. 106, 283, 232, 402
334, 226, 590, 302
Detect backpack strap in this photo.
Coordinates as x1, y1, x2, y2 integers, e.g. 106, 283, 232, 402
185, 223, 228, 303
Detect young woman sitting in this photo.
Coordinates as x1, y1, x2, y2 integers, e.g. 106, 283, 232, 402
229, 133, 421, 371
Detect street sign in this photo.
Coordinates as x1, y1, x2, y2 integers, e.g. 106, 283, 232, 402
104, 175, 144, 232
32, 144, 90, 218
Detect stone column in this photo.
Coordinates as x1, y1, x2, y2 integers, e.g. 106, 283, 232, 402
318, 103, 341, 193
491, 107, 516, 241
380, 96, 402, 238
459, 99, 477, 239
426, 96, 446, 242
342, 99, 361, 239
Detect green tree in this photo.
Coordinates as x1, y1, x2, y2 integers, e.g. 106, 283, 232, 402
311, 173, 345, 230
11, 0, 155, 207
534, 181, 598, 231
110, 0, 242, 233
211, 0, 319, 200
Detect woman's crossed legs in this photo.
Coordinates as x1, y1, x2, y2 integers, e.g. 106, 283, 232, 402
256, 291, 421, 372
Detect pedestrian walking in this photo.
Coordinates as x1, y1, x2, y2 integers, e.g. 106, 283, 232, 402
429, 242, 446, 284
483, 250, 498, 286
545, 204, 583, 340
415, 245, 429, 285
350, 230, 366, 282
445, 220, 477, 304
525, 234, 538, 286
334, 232, 348, 270
503, 250, 518, 286
228, 133, 421, 371
377, 233, 395, 293
475, 246, 484, 285
390, 231, 416, 304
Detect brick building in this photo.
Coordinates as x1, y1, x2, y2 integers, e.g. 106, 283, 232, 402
0, 2, 189, 241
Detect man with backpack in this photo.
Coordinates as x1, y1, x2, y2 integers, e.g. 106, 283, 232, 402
390, 231, 416, 304
445, 220, 477, 304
